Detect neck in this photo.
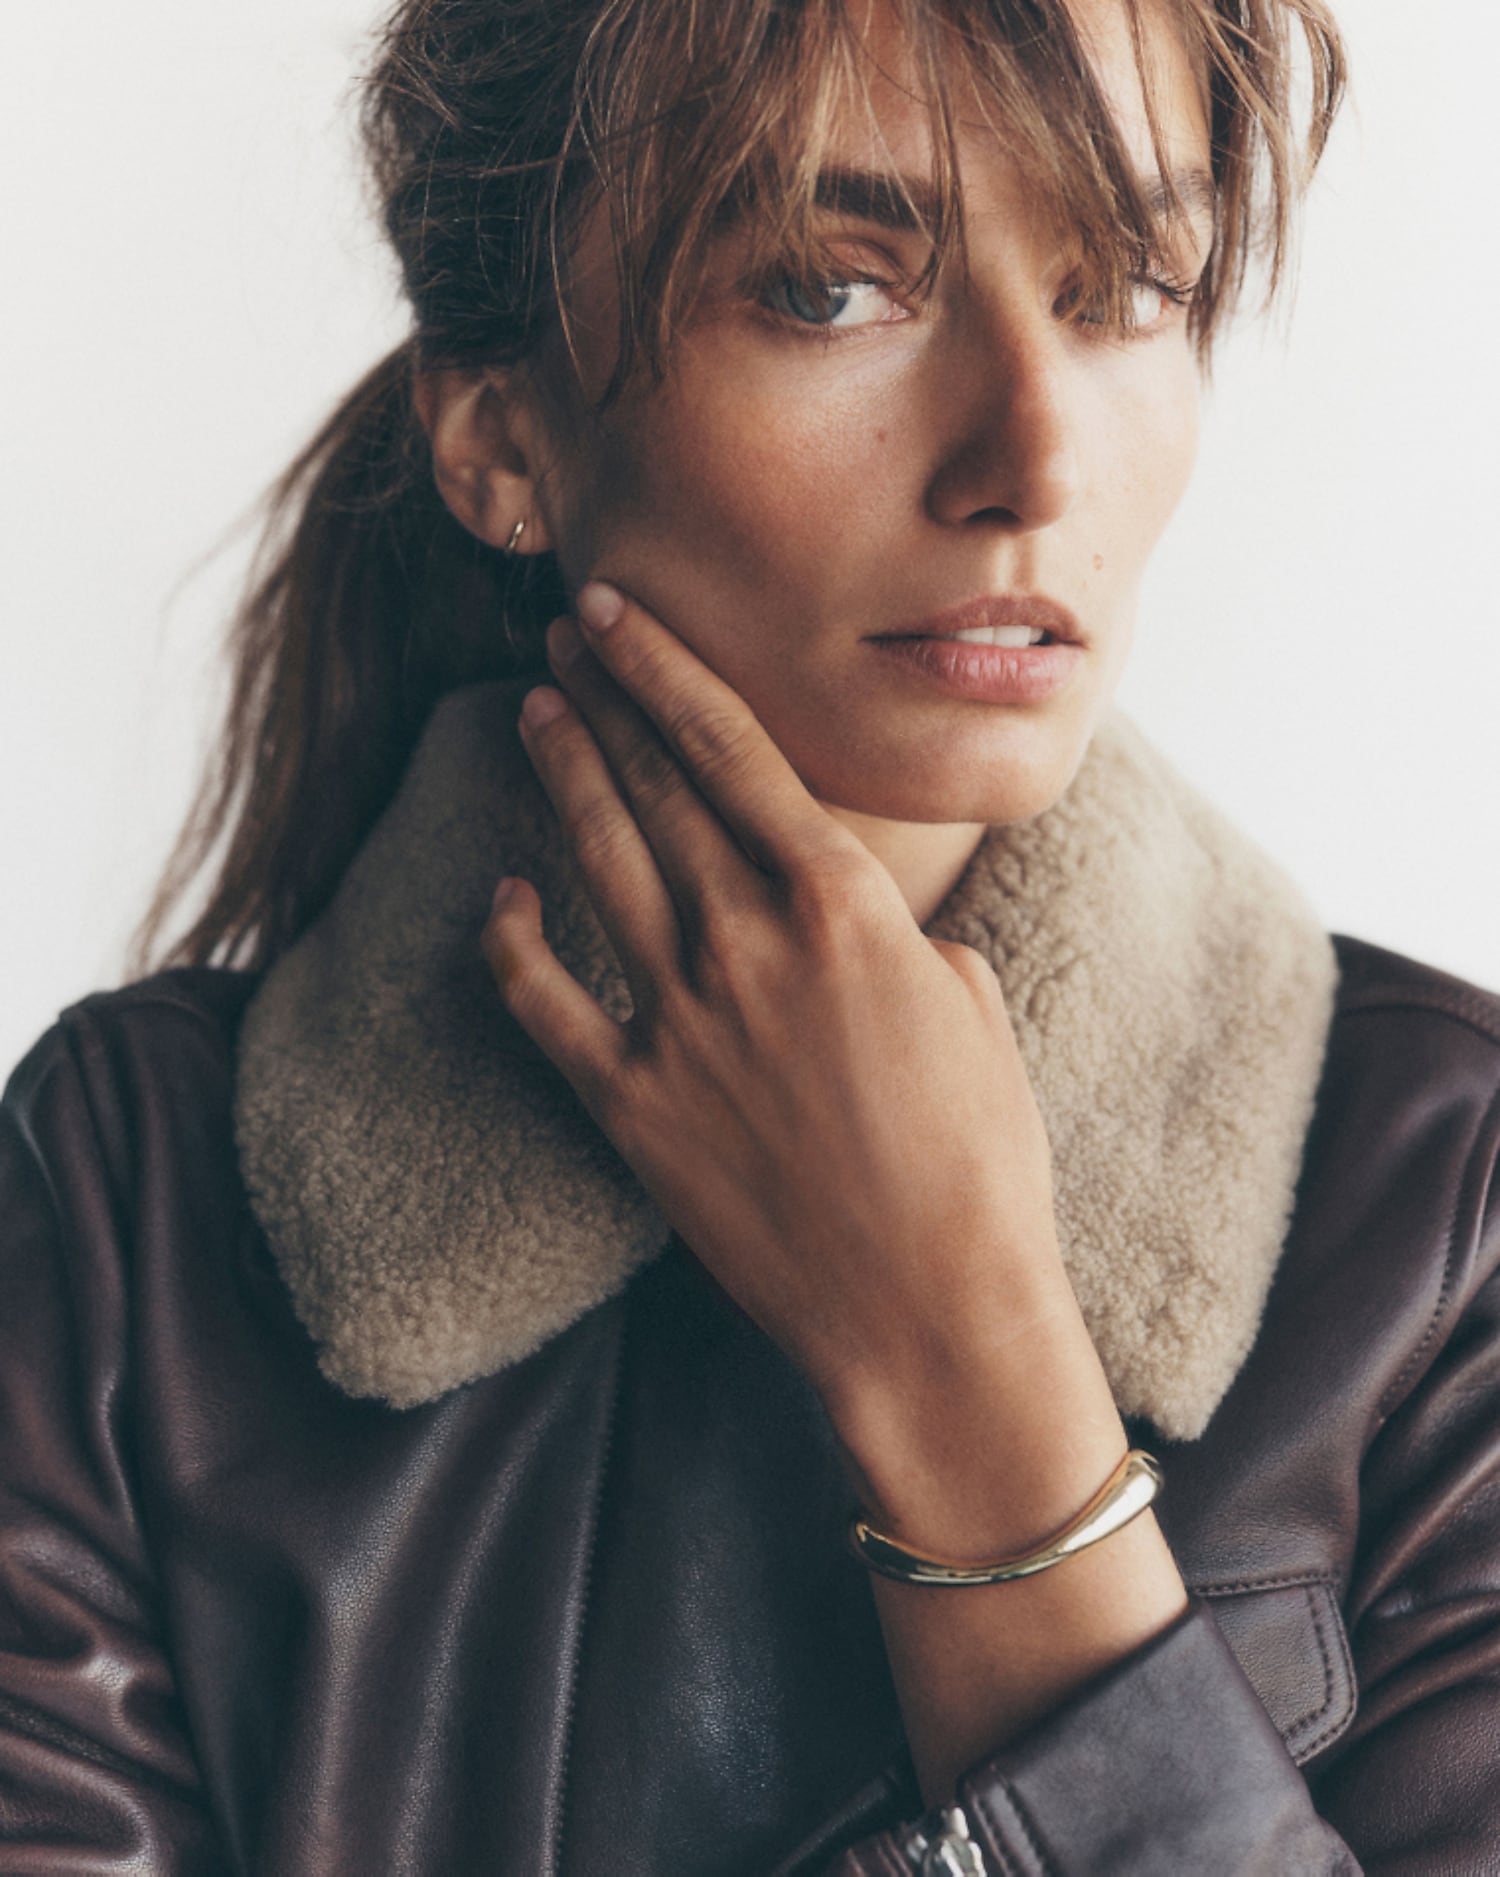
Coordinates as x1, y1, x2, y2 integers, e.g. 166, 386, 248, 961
819, 806, 988, 928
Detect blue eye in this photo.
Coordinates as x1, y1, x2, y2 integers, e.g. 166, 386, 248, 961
765, 275, 899, 329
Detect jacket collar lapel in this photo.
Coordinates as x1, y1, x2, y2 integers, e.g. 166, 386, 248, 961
234, 681, 1336, 1441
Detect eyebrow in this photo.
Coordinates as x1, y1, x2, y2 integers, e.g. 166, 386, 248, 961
804, 162, 1219, 235
1145, 165, 1218, 230
810, 167, 943, 231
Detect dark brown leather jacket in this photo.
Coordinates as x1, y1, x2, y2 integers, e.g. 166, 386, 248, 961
2, 935, 1499, 1874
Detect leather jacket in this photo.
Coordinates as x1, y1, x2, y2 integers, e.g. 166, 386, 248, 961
3, 682, 1499, 1873
2, 938, 1499, 1873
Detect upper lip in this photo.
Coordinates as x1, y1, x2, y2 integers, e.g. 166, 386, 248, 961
874, 594, 1083, 644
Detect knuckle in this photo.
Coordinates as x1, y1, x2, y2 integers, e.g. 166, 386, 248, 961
671, 702, 755, 783
592, 1050, 653, 1148
616, 734, 683, 809
786, 856, 884, 952
567, 794, 635, 873
694, 889, 757, 956
606, 629, 667, 697
688, 904, 764, 999
937, 938, 995, 986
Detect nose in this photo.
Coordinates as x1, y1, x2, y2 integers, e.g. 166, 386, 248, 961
924, 304, 1083, 535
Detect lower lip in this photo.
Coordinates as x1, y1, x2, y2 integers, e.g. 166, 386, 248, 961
869, 636, 1084, 703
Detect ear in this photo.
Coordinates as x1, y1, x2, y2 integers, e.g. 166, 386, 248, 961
413, 365, 562, 555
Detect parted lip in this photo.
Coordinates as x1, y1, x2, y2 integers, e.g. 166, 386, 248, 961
874, 594, 1084, 645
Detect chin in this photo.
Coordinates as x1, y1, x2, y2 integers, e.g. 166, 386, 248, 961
800, 712, 1097, 829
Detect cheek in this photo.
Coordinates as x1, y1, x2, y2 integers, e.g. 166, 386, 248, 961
557, 330, 1202, 670
574, 344, 906, 614
1096, 353, 1202, 563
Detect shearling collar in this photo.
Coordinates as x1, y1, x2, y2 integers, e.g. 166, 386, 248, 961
233, 681, 1337, 1443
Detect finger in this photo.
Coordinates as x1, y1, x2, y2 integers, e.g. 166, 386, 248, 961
545, 615, 766, 923
482, 875, 628, 1113
516, 683, 680, 999
572, 580, 857, 881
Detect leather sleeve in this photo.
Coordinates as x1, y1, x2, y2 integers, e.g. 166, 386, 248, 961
825, 1081, 1500, 1876
1306, 1099, 1500, 1868
824, 1598, 1359, 1875
0, 1020, 228, 1873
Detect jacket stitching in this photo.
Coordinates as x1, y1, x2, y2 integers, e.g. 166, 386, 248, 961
1281, 1585, 1338, 1739
967, 1818, 1024, 1877
963, 1784, 1025, 1876
968, 1780, 1055, 1876
1377, 1074, 1500, 1422
1197, 1578, 1358, 1765
1191, 1569, 1339, 1597
549, 1306, 628, 1877
1294, 1598, 1360, 1763
877, 1837, 911, 1877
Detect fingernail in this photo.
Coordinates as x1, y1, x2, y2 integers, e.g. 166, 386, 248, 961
546, 615, 583, 667
491, 877, 517, 912
521, 685, 567, 731
576, 581, 624, 634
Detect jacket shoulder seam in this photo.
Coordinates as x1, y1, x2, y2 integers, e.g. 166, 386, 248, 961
1377, 1070, 1500, 1422
38, 974, 255, 1164
1336, 986, 1500, 1052
12, 981, 239, 1210
58, 968, 256, 1039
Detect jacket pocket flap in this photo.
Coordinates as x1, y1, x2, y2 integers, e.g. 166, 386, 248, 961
1200, 1578, 1356, 1764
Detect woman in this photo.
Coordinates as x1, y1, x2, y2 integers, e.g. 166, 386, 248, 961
2, 0, 1497, 1870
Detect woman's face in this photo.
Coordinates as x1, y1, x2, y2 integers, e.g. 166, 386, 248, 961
533, 0, 1213, 828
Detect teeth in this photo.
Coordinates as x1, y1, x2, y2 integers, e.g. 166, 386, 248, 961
942, 625, 1048, 648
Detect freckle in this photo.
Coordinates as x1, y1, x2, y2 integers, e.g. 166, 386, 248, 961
1093, 554, 1104, 572
876, 429, 888, 444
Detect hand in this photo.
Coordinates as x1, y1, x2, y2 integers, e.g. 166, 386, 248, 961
483, 582, 1074, 1419
487, 597, 1191, 1804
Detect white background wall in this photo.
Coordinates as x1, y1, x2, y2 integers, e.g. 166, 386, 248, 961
2, 0, 1497, 1078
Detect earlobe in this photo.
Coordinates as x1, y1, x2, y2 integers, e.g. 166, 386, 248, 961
415, 365, 556, 555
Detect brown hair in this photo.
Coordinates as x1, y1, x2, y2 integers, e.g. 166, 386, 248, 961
132, 0, 1345, 976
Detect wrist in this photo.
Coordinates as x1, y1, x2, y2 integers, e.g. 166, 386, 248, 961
851, 1449, 1165, 1585
824, 1290, 1133, 1562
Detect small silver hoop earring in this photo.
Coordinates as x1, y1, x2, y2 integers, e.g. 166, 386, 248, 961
504, 517, 527, 555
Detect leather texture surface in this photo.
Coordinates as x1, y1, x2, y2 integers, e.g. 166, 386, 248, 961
1, 936, 1498, 1872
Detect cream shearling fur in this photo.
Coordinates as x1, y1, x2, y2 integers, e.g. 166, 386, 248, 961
234, 682, 1337, 1441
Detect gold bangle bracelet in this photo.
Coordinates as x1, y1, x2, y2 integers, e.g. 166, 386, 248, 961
848, 1448, 1164, 1587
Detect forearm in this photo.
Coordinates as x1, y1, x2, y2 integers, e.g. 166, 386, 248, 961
826, 1288, 1190, 1807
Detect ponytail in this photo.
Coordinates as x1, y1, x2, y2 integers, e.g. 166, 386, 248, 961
131, 345, 562, 976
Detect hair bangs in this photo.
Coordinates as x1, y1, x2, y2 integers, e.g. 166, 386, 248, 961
543, 0, 1343, 394
137, 0, 1345, 973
